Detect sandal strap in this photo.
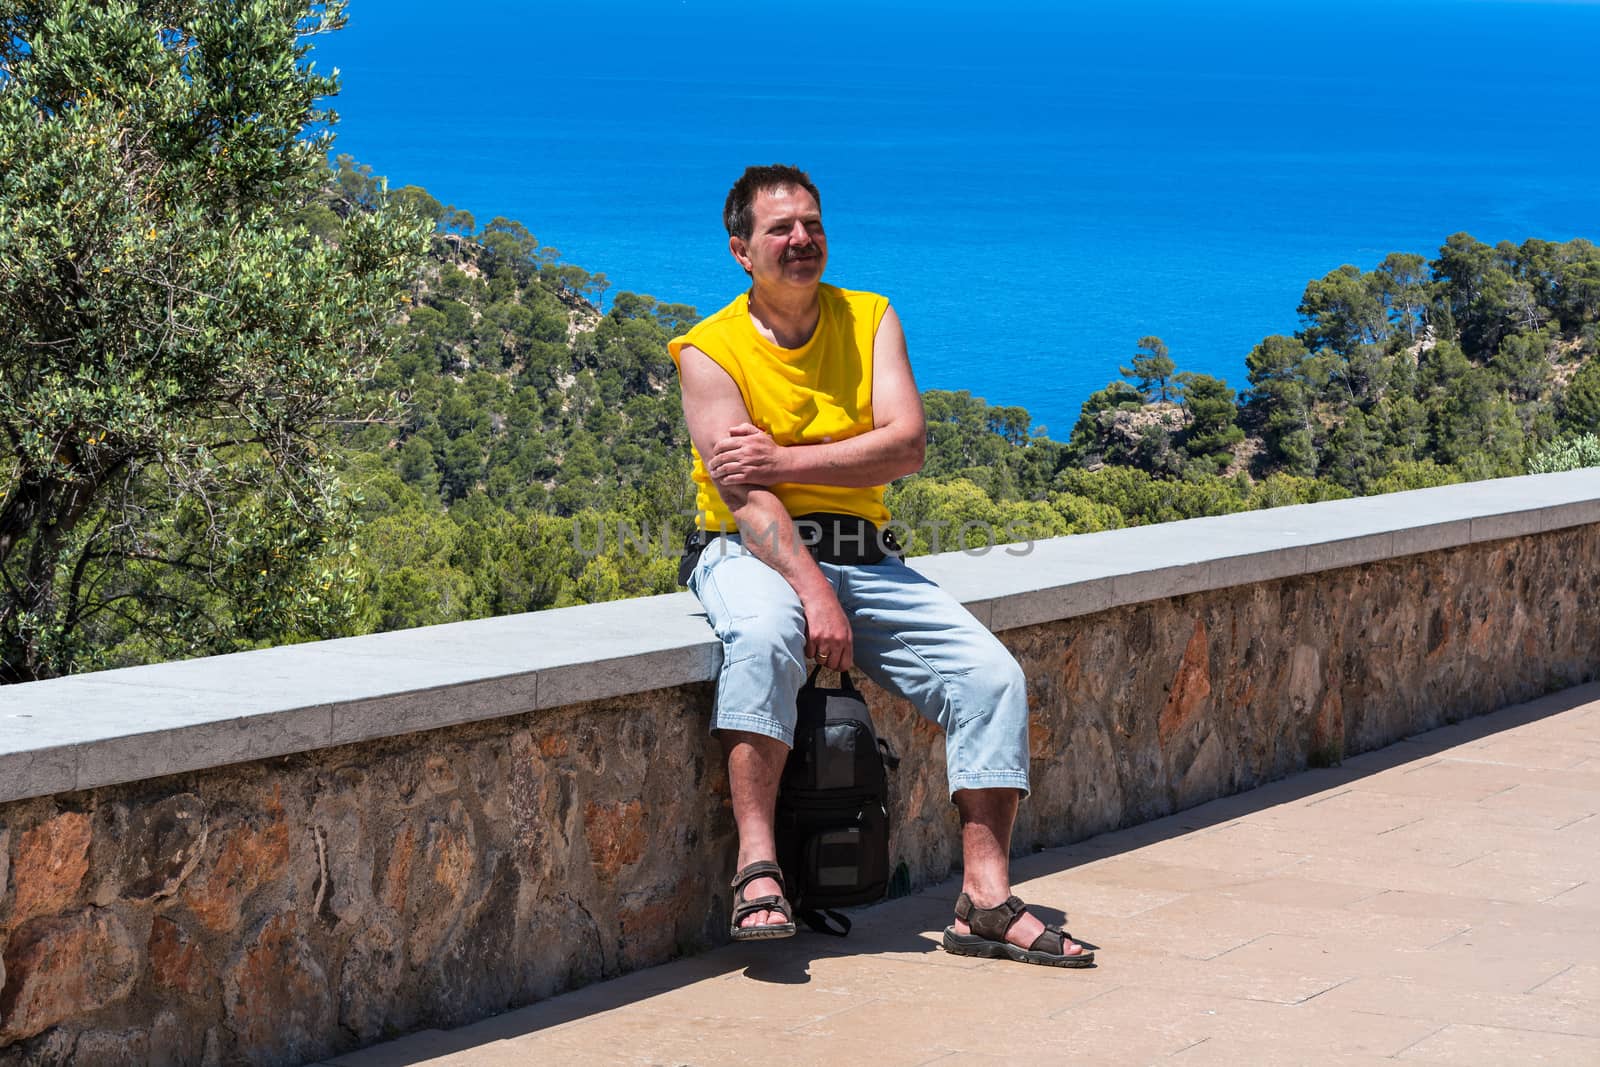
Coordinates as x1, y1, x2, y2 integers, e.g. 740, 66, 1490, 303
730, 860, 786, 894
1029, 924, 1078, 955
954, 892, 1028, 942
732, 894, 793, 925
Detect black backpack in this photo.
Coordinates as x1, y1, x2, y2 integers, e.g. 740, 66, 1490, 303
776, 669, 899, 936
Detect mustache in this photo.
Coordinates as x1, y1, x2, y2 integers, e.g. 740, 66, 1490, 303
781, 247, 821, 263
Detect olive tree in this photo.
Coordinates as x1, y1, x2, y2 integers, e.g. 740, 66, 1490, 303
0, 1, 429, 680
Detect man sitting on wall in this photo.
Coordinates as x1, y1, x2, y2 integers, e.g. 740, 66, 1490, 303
668, 163, 1093, 967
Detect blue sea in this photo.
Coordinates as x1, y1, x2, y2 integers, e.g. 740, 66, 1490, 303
316, 0, 1600, 438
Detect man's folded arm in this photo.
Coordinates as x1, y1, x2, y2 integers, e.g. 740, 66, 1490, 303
704, 306, 927, 489
679, 345, 822, 587
778, 305, 926, 485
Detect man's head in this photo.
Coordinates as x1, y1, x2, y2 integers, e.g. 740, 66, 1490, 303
723, 164, 821, 240
724, 164, 827, 289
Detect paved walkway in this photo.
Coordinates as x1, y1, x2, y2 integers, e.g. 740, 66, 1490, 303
324, 686, 1600, 1067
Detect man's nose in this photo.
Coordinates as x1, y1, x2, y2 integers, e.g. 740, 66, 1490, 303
789, 221, 813, 244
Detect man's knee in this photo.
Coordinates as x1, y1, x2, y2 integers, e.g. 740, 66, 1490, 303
950, 649, 1029, 735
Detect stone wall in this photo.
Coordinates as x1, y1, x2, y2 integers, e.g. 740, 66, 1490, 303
1, 527, 1597, 1065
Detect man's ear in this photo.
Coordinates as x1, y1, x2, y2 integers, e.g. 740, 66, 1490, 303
728, 234, 752, 273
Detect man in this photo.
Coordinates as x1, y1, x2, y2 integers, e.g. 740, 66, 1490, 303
669, 164, 1092, 967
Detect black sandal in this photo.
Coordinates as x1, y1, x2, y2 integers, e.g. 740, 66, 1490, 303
729, 860, 797, 941
942, 892, 1094, 967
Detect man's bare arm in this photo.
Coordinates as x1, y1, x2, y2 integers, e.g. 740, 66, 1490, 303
679, 344, 854, 669
705, 306, 926, 488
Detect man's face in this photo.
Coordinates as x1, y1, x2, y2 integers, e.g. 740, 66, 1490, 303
730, 184, 827, 291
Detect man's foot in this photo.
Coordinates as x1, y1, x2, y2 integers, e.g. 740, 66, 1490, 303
945, 892, 1093, 967
729, 860, 796, 940
738, 873, 784, 928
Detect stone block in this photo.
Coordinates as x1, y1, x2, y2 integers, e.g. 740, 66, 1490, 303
5, 810, 91, 929
1111, 561, 1214, 607
0, 908, 138, 1044
584, 799, 647, 884
536, 645, 713, 712
72, 702, 332, 795
988, 577, 1114, 631
148, 915, 213, 998
1206, 544, 1309, 589
69, 1027, 151, 1067
96, 792, 207, 904
329, 674, 536, 747
0, 746, 76, 808
1159, 620, 1213, 746
182, 803, 292, 934
1390, 517, 1473, 558
222, 911, 333, 1066
1470, 508, 1547, 543
1303, 532, 1394, 574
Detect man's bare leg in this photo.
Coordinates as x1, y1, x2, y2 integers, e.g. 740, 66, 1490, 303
951, 787, 1089, 956
724, 729, 790, 928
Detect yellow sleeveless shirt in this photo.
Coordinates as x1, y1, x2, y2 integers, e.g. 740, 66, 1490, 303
668, 284, 891, 532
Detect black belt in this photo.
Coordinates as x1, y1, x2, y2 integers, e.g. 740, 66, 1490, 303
678, 512, 902, 585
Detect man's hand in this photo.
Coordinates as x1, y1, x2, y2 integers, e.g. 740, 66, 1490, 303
802, 580, 854, 672
707, 423, 787, 486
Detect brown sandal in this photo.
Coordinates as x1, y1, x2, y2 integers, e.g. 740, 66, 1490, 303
729, 861, 797, 941
942, 892, 1094, 967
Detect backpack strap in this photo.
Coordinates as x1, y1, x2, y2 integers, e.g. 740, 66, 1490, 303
796, 907, 853, 937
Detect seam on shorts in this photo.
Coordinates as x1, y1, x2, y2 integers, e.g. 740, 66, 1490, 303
694, 551, 736, 643
712, 711, 794, 747
947, 770, 1030, 794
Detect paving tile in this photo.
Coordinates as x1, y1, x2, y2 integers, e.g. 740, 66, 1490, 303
1348, 759, 1531, 802
1209, 874, 1382, 911
1120, 834, 1309, 878
1341, 889, 1600, 943
1429, 921, 1600, 966
1137, 890, 1470, 954
1098, 943, 1353, 1005
495, 1007, 951, 1067
1252, 788, 1457, 836
1054, 986, 1439, 1059
789, 990, 1167, 1062
1544, 880, 1600, 911
1207, 935, 1573, 995
1529, 962, 1600, 1002
1447, 849, 1588, 901
1208, 817, 1492, 869
1284, 850, 1575, 904
1312, 975, 1600, 1036
1163, 1037, 1418, 1066
1053, 855, 1254, 894
1450, 736, 1600, 771
1397, 1022, 1600, 1065
1479, 763, 1600, 794
1553, 814, 1600, 850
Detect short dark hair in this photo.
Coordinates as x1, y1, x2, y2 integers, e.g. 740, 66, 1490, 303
723, 164, 822, 240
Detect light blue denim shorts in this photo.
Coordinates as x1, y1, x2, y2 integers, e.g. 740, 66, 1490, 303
687, 535, 1030, 797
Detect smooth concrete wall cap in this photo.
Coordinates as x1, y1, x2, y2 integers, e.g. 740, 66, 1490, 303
3, 469, 1598, 803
